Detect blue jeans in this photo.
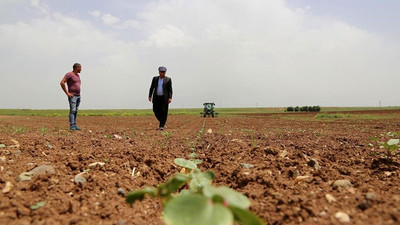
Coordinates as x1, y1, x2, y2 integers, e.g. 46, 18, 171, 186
68, 95, 81, 127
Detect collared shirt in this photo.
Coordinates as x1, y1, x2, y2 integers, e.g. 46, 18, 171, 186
157, 77, 164, 96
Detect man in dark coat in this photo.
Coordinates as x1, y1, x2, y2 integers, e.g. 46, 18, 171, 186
148, 66, 173, 130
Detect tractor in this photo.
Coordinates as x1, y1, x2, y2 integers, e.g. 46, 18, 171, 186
201, 102, 217, 117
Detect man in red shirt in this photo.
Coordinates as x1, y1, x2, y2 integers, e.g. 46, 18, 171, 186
60, 63, 82, 130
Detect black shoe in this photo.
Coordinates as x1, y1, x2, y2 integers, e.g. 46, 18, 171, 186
159, 127, 164, 131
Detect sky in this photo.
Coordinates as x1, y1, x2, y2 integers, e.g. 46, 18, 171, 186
0, 0, 399, 109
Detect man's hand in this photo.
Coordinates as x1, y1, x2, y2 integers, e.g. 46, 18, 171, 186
67, 92, 74, 97
148, 97, 152, 102
168, 98, 172, 104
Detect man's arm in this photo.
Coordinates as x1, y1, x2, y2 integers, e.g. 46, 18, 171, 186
148, 77, 155, 102
60, 78, 74, 97
167, 78, 172, 103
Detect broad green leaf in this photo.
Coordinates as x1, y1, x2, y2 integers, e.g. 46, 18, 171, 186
188, 152, 198, 158
191, 159, 203, 165
189, 171, 215, 192
31, 201, 46, 210
179, 189, 192, 195
126, 187, 157, 205
174, 158, 197, 170
158, 173, 189, 196
387, 139, 399, 146
229, 206, 265, 225
382, 143, 390, 150
203, 186, 251, 209
163, 194, 233, 225
388, 144, 399, 151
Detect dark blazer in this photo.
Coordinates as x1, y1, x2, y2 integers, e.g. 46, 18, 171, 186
149, 76, 173, 103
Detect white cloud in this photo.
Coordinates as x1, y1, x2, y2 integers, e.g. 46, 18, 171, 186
101, 13, 120, 26
89, 10, 101, 19
30, 0, 49, 14
141, 24, 197, 48
90, 11, 139, 30
115, 19, 141, 29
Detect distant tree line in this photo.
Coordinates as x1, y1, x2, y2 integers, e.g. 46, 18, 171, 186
286, 106, 321, 112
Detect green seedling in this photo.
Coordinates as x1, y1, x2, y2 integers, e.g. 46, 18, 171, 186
241, 129, 258, 148
104, 134, 113, 139
369, 135, 400, 161
45, 141, 53, 149
240, 163, 254, 169
191, 159, 202, 165
188, 152, 198, 158
196, 121, 206, 141
126, 165, 265, 225
40, 126, 47, 136
186, 121, 206, 152
11, 126, 29, 135
174, 158, 198, 171
162, 131, 172, 148
378, 139, 400, 160
175, 157, 202, 170
31, 201, 46, 210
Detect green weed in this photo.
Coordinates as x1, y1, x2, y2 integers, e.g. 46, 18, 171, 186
161, 131, 172, 148
40, 126, 47, 136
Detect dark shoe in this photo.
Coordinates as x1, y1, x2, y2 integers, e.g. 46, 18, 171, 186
74, 126, 81, 130
159, 127, 164, 131
70, 126, 77, 131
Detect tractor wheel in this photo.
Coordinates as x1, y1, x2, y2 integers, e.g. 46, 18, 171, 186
212, 113, 215, 118
203, 113, 206, 118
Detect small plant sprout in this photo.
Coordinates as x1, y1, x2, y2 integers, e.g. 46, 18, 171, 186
370, 136, 400, 161
187, 121, 206, 152
126, 159, 265, 225
241, 129, 258, 148
188, 152, 198, 158
31, 201, 46, 210
104, 134, 113, 139
45, 141, 53, 149
174, 158, 198, 171
379, 139, 400, 160
11, 126, 29, 135
162, 131, 172, 148
196, 121, 206, 142
40, 126, 47, 136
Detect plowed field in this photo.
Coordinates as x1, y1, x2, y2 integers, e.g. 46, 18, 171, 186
1, 110, 400, 225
